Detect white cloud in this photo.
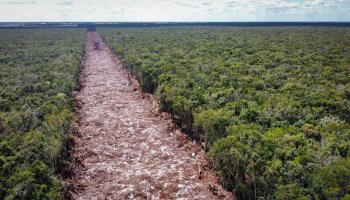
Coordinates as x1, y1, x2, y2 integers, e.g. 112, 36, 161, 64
5, 0, 35, 4
0, 0, 349, 22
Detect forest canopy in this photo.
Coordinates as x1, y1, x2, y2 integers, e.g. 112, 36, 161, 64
99, 27, 350, 199
0, 28, 85, 199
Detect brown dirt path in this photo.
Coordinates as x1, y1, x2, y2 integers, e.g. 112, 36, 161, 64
65, 32, 233, 199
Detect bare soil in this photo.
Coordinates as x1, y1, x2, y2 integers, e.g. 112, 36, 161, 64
65, 32, 233, 200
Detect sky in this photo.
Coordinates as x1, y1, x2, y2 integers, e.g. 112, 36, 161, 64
0, 0, 350, 22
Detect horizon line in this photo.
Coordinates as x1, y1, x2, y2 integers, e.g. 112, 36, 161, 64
1, 21, 350, 23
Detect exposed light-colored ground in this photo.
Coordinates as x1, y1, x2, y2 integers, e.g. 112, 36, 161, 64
66, 31, 232, 200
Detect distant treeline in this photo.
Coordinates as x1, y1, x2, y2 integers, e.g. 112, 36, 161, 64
1, 22, 350, 29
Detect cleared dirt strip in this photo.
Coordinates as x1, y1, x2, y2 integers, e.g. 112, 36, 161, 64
65, 31, 232, 200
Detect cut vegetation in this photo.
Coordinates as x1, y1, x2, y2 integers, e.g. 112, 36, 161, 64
66, 31, 231, 199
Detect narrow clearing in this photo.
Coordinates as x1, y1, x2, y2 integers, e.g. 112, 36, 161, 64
66, 32, 232, 199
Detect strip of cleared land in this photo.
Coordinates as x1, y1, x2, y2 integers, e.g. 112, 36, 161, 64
66, 31, 231, 199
